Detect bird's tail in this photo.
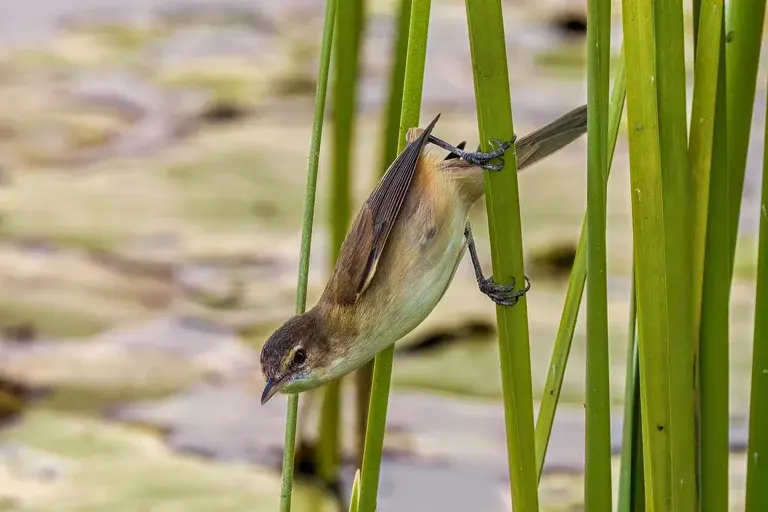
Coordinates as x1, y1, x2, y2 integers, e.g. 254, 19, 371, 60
515, 104, 588, 171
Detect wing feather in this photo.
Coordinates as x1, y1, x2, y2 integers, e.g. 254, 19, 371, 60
323, 114, 441, 305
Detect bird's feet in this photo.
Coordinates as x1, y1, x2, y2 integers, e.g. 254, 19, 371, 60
429, 135, 516, 170
462, 137, 516, 170
478, 274, 531, 307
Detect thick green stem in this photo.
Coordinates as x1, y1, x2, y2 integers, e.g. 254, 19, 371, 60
654, 0, 698, 508
463, 0, 537, 509
695, 5, 729, 512
584, 0, 612, 508
724, 0, 766, 271
620, 0, 675, 508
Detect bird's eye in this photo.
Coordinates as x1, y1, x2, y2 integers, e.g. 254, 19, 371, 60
292, 348, 307, 367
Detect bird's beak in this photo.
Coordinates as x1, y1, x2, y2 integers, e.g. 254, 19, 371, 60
260, 376, 283, 405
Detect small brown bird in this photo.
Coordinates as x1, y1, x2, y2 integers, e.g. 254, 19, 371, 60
260, 105, 588, 404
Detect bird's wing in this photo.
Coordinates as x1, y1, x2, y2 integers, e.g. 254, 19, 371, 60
324, 113, 441, 305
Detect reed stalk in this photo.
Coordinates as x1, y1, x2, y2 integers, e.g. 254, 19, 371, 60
694, 5, 729, 511
654, 0, 698, 507
279, 0, 338, 509
317, 0, 366, 489
584, 0, 613, 508
723, 0, 766, 269
617, 269, 645, 512
689, 0, 723, 335
745, 77, 768, 512
535, 50, 626, 477
356, 0, 432, 508
620, 0, 678, 507
463, 0, 538, 508
355, 0, 413, 465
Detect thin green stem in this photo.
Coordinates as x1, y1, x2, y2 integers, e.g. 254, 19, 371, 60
357, 0, 431, 509
463, 0, 537, 509
689, 0, 723, 334
318, 0, 366, 488
618, 269, 645, 512
690, 4, 727, 510
724, 0, 766, 271
698, 13, 729, 511
584, 0, 612, 508
355, 0, 413, 465
534, 50, 626, 478
379, 0, 412, 177
745, 75, 768, 512
280, 0, 338, 509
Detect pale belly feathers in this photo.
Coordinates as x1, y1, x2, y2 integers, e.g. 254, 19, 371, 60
360, 186, 471, 358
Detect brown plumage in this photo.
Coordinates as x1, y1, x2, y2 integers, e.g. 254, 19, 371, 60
260, 104, 588, 404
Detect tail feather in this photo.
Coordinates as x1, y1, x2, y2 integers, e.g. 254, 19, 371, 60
515, 104, 588, 171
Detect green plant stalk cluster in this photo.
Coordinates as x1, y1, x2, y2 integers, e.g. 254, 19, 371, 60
357, 0, 432, 508
280, 0, 338, 509
534, 51, 626, 478
584, 0, 613, 508
463, 0, 538, 508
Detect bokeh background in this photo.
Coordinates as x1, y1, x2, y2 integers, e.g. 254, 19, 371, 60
0, 0, 764, 510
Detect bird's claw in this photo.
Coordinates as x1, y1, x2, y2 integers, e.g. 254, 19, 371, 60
478, 275, 531, 306
459, 137, 516, 171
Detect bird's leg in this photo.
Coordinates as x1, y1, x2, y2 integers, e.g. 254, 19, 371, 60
464, 222, 531, 306
429, 135, 516, 171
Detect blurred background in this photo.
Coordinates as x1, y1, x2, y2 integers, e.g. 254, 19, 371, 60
0, 0, 764, 510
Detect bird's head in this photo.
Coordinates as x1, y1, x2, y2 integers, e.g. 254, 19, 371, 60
259, 310, 333, 404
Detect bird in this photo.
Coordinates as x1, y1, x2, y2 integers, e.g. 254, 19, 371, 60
260, 104, 588, 405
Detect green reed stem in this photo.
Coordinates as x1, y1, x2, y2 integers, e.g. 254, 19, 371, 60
745, 77, 768, 512
689, 0, 723, 333
379, 0, 413, 177
357, 0, 431, 509
318, 0, 366, 488
534, 50, 626, 478
348, 469, 361, 512
620, 0, 677, 508
463, 0, 537, 508
584, 0, 612, 508
724, 0, 766, 270
355, 0, 413, 465
280, 0, 338, 510
618, 269, 645, 512
653, 0, 698, 508
694, 5, 729, 512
